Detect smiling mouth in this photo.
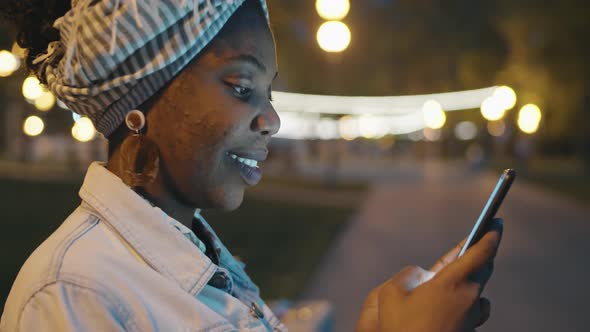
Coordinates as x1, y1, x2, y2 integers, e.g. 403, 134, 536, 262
227, 152, 259, 168
226, 151, 264, 186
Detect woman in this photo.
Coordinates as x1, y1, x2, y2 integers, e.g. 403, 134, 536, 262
0, 0, 503, 331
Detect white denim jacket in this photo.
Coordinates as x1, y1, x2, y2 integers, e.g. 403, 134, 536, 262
0, 162, 286, 332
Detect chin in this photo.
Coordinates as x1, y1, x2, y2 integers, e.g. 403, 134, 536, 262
208, 187, 245, 211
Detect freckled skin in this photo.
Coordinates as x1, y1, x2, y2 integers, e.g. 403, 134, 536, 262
107, 1, 280, 226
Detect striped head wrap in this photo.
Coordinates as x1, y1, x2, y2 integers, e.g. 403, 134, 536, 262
32, 0, 269, 137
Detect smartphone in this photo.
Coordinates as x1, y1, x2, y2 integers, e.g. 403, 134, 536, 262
457, 168, 516, 257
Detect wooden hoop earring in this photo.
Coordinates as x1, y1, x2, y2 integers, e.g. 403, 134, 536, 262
119, 110, 160, 188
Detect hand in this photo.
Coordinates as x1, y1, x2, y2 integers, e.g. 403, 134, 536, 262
355, 219, 502, 332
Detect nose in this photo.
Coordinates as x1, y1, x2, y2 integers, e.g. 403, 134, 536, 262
251, 102, 281, 136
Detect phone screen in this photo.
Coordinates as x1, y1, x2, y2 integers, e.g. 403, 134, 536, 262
458, 169, 516, 257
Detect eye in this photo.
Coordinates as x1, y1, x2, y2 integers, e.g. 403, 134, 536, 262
230, 84, 253, 99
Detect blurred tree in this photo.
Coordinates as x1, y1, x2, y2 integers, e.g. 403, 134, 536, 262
494, 0, 590, 161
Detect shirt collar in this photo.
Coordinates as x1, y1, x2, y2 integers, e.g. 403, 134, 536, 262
78, 161, 217, 295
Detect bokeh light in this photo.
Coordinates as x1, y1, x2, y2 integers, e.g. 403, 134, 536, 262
23, 115, 44, 137
71, 117, 96, 142
487, 120, 506, 137
315, 118, 340, 140
315, 0, 350, 20
338, 115, 359, 141
480, 97, 505, 121
22, 76, 45, 100
492, 86, 517, 110
454, 121, 478, 140
517, 104, 542, 134
317, 21, 351, 53
423, 128, 441, 141
0, 50, 20, 77
422, 100, 446, 129
34, 91, 56, 111
358, 114, 389, 139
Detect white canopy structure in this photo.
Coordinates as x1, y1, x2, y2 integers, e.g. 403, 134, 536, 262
272, 86, 499, 139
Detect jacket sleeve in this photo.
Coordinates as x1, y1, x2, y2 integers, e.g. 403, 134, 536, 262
17, 281, 131, 332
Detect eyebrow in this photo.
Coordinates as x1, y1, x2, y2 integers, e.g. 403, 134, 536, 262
226, 54, 278, 79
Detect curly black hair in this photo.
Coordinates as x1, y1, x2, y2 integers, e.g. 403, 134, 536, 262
0, 0, 71, 84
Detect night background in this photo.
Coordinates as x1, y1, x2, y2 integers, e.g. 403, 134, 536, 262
1, 0, 589, 331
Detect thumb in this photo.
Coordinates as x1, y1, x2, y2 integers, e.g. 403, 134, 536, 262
442, 221, 503, 281
356, 287, 380, 332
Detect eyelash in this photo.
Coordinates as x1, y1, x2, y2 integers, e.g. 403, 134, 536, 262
230, 84, 252, 100
228, 83, 273, 102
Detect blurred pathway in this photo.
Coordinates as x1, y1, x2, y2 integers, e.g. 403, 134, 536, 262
302, 163, 590, 332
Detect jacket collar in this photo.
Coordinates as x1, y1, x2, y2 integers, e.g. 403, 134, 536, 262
78, 162, 217, 295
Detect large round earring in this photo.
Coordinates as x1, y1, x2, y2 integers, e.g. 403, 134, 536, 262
119, 109, 160, 188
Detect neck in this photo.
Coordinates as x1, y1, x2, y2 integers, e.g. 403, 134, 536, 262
106, 150, 196, 229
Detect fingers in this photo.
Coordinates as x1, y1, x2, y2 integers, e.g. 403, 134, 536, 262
384, 265, 434, 295
356, 266, 433, 332
470, 260, 494, 288
444, 219, 503, 281
475, 297, 491, 327
463, 297, 491, 330
431, 236, 469, 273
355, 287, 380, 332
399, 266, 435, 291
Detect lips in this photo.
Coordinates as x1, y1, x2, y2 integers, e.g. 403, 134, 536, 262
226, 148, 268, 162
226, 148, 268, 186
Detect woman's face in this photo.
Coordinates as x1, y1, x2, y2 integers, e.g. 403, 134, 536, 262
144, 2, 279, 211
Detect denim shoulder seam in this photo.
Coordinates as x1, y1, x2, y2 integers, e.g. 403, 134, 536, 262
47, 212, 100, 280
80, 186, 179, 280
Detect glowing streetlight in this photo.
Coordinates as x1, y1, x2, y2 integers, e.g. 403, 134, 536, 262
317, 21, 351, 53
22, 76, 45, 101
315, 119, 340, 140
493, 85, 517, 111
359, 114, 388, 139
72, 117, 96, 142
517, 104, 542, 134
34, 91, 56, 111
0, 50, 20, 77
23, 115, 44, 136
315, 0, 350, 20
422, 99, 446, 129
338, 115, 359, 140
480, 97, 505, 121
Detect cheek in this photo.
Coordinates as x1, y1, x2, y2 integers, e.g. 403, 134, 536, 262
168, 110, 237, 182
150, 78, 250, 194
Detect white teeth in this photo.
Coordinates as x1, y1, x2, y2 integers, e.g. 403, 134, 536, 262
229, 153, 258, 168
